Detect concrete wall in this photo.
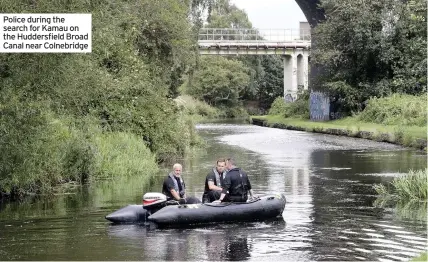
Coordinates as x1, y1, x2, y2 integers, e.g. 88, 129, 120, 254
299, 22, 311, 40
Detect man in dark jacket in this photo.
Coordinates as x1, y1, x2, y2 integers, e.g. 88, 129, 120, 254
162, 163, 201, 204
215, 158, 254, 203
202, 158, 227, 203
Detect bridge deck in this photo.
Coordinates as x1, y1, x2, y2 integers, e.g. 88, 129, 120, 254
198, 28, 311, 53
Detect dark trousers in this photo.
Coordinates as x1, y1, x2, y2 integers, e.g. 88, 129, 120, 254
202, 190, 222, 203
178, 196, 201, 204
222, 194, 246, 203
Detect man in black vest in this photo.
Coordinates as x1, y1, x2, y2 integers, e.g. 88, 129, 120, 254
162, 163, 201, 204
215, 158, 254, 203
202, 158, 227, 203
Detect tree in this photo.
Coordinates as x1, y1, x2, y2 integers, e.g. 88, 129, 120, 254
190, 0, 284, 111
188, 56, 250, 107
311, 0, 427, 114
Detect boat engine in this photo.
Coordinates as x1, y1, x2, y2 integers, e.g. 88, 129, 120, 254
142, 192, 169, 214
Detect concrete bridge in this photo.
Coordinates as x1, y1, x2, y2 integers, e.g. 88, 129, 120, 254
197, 0, 332, 120
198, 28, 311, 101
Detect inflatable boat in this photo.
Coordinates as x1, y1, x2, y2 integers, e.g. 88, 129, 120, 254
105, 192, 286, 227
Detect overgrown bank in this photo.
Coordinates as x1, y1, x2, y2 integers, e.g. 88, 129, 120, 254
251, 94, 427, 150
0, 0, 209, 199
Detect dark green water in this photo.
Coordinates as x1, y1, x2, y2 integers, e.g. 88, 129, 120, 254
0, 122, 426, 261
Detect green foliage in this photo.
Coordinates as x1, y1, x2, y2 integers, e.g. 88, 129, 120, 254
136, 0, 197, 98
92, 132, 159, 180
0, 0, 205, 197
254, 114, 426, 149
374, 168, 427, 201
188, 56, 250, 107
0, 102, 160, 196
374, 168, 427, 222
268, 91, 310, 119
0, 102, 95, 196
218, 105, 249, 118
239, 56, 284, 109
312, 0, 427, 114
175, 95, 220, 119
206, 0, 252, 28
268, 97, 288, 115
357, 94, 427, 126
393, 169, 427, 201
186, 0, 284, 113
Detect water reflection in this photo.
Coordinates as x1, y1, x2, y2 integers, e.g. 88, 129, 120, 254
308, 149, 427, 261
107, 220, 286, 261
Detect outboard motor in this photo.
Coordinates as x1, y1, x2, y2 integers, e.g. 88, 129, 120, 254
142, 192, 168, 215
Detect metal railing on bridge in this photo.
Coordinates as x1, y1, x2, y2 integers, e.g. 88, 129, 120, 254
198, 28, 311, 42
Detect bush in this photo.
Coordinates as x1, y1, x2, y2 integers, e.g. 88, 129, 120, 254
268, 92, 310, 119
175, 95, 220, 119
358, 94, 427, 126
0, 105, 160, 196
187, 56, 251, 107
218, 105, 249, 119
0, 101, 96, 196
268, 97, 288, 115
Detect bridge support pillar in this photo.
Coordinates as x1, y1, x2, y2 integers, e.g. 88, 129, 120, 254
303, 52, 309, 90
284, 50, 310, 102
283, 53, 298, 102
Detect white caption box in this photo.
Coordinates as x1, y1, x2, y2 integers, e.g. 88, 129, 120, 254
0, 13, 92, 53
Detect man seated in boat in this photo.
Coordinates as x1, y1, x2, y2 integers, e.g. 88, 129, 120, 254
202, 158, 227, 203
162, 163, 201, 204
214, 158, 255, 203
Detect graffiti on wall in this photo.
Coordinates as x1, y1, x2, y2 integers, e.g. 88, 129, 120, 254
309, 91, 330, 121
284, 93, 295, 103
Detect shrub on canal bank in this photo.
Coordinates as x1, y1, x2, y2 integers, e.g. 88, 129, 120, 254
357, 94, 426, 127
0, 111, 160, 198
174, 95, 250, 121
175, 95, 221, 121
268, 92, 309, 119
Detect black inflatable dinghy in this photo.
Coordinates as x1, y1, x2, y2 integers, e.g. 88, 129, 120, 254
105, 192, 286, 226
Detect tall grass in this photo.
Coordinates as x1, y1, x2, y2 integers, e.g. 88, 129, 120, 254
374, 169, 427, 202
373, 169, 427, 222
92, 132, 159, 180
392, 169, 427, 201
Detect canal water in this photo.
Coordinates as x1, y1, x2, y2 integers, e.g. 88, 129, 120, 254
0, 122, 426, 261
